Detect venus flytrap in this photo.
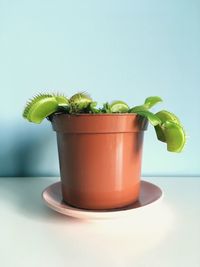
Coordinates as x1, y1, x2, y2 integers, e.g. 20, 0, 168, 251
23, 92, 186, 152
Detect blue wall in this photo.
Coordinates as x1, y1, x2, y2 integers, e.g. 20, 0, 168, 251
0, 0, 199, 176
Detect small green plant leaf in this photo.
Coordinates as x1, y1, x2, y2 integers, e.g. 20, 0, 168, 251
87, 102, 100, 113
130, 109, 161, 126
144, 96, 163, 109
101, 102, 111, 113
129, 105, 148, 113
110, 100, 129, 113
129, 96, 163, 113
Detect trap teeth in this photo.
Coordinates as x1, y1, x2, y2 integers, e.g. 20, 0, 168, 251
22, 93, 69, 123
23, 94, 54, 119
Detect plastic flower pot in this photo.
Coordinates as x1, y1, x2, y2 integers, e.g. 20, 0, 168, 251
51, 113, 148, 210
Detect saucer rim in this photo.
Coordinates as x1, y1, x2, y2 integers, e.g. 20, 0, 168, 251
42, 180, 163, 219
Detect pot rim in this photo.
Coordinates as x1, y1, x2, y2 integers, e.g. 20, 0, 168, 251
51, 113, 148, 133
52, 113, 138, 117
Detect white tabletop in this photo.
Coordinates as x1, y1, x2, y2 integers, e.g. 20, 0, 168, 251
0, 177, 199, 267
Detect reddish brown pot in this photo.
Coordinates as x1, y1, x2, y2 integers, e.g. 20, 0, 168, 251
51, 114, 148, 210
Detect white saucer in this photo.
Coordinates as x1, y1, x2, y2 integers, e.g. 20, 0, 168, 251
42, 181, 163, 220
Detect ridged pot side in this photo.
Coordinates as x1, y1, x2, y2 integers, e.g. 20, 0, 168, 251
51, 114, 148, 210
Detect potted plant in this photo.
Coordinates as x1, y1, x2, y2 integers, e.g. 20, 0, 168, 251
23, 92, 186, 210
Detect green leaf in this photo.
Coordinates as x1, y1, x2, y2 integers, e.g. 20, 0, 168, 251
87, 102, 100, 113
130, 109, 161, 126
144, 96, 163, 109
129, 105, 148, 113
101, 102, 111, 113
129, 96, 163, 113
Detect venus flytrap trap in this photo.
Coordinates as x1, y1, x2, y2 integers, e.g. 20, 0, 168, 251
23, 93, 69, 123
154, 110, 186, 152
23, 92, 186, 153
68, 92, 92, 113
110, 101, 129, 113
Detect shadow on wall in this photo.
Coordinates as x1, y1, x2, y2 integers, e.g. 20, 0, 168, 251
0, 120, 59, 177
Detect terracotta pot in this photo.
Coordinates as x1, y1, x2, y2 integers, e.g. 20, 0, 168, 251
51, 114, 148, 210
